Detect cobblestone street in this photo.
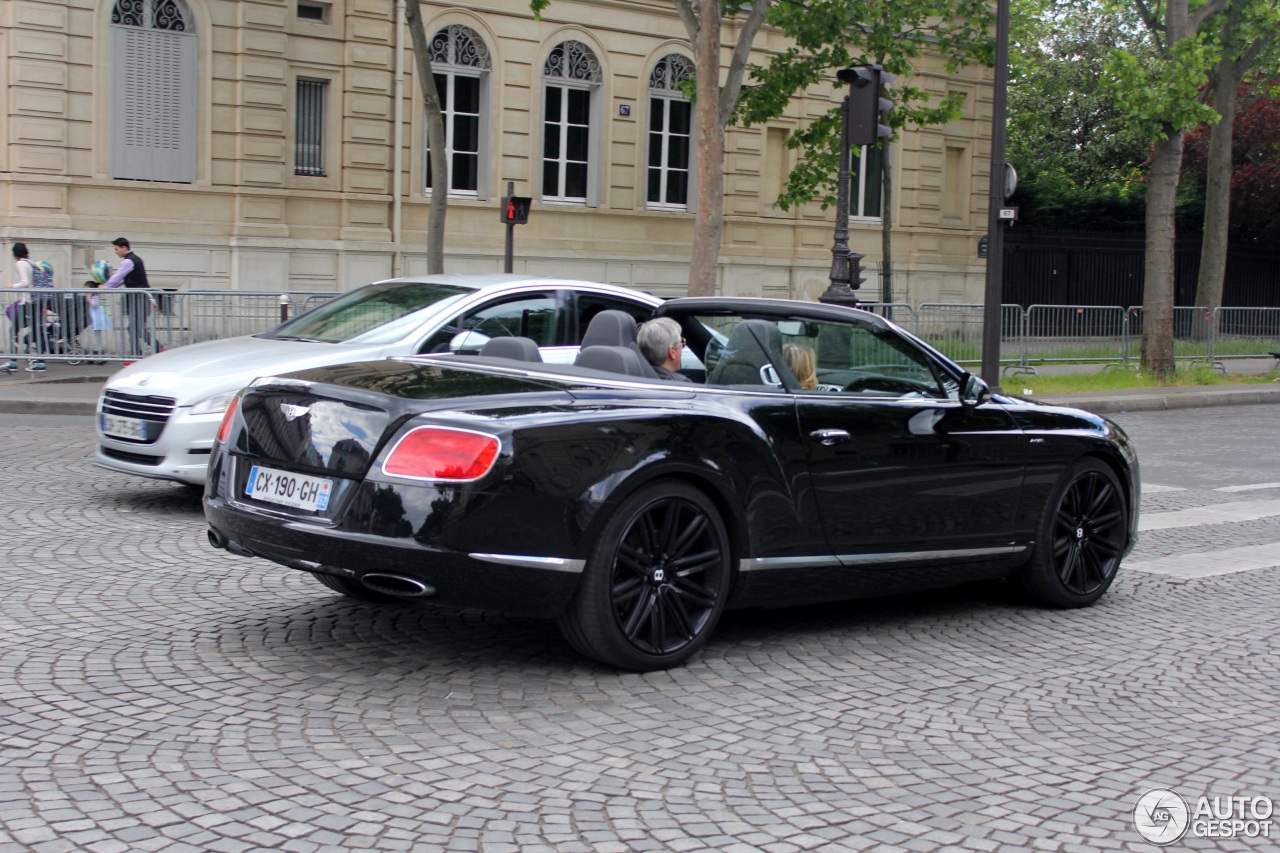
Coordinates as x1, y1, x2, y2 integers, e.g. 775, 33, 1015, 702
2, 409, 1278, 852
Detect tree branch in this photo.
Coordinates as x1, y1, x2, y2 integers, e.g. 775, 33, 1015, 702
1187, 0, 1228, 33
673, 0, 700, 41
720, 0, 773, 122
1132, 0, 1164, 40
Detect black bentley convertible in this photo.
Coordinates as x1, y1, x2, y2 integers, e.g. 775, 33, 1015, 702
205, 297, 1139, 671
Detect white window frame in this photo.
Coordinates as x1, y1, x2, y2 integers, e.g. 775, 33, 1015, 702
424, 24, 491, 200
646, 54, 694, 212
541, 40, 602, 207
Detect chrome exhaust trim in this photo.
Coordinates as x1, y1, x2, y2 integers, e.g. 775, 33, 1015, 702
361, 573, 435, 599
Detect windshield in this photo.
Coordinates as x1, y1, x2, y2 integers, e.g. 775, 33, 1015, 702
260, 282, 473, 344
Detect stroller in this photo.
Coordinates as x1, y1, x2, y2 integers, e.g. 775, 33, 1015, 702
43, 292, 91, 364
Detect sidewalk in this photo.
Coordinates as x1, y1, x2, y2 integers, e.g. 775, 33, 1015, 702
0, 360, 1278, 417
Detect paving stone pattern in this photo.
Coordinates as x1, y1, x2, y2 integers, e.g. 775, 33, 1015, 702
1, 417, 1277, 852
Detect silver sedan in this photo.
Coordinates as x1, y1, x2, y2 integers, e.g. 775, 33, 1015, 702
96, 274, 662, 485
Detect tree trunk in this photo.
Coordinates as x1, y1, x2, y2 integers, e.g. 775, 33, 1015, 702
687, 0, 725, 297
405, 0, 448, 275
1195, 63, 1247, 317
879, 144, 893, 306
1141, 129, 1183, 378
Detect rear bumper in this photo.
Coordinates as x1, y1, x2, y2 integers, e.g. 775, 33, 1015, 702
204, 497, 582, 618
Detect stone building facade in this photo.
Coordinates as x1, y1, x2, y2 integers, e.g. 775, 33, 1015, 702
1, 0, 994, 302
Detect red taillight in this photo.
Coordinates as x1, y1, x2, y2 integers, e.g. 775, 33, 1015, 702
382, 427, 501, 482
215, 394, 241, 444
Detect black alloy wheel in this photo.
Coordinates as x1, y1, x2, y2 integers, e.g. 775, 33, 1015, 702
311, 570, 406, 604
1019, 457, 1128, 607
558, 480, 732, 671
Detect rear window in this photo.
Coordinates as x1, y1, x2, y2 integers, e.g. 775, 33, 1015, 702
262, 282, 472, 344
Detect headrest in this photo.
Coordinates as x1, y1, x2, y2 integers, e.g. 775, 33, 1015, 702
580, 310, 639, 349
479, 336, 543, 362
727, 320, 783, 355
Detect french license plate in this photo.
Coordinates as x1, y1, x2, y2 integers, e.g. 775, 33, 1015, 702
245, 464, 332, 512
101, 413, 148, 441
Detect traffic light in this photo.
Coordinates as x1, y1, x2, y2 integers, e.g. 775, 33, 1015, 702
848, 249, 866, 290
838, 64, 893, 147
500, 195, 531, 225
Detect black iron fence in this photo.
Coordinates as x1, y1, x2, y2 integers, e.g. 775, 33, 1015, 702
1003, 231, 1280, 309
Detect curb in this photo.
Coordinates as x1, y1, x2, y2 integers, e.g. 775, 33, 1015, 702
1036, 385, 1280, 415
5, 399, 99, 416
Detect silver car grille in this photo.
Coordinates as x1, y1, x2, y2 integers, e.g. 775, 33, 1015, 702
101, 390, 178, 423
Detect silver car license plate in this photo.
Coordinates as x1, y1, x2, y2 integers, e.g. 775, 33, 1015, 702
101, 413, 148, 440
245, 464, 333, 512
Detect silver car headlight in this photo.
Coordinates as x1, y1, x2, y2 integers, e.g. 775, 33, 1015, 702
190, 391, 239, 416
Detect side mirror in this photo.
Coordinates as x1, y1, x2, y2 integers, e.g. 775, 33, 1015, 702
450, 330, 490, 354
961, 373, 990, 409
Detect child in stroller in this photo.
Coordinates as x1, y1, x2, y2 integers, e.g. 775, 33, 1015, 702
43, 290, 92, 365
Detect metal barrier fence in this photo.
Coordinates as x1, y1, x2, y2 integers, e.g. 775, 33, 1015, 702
0, 288, 336, 363
2, 287, 1276, 369
1022, 305, 1128, 367
1122, 306, 1216, 367
911, 303, 1025, 366
1202, 307, 1280, 361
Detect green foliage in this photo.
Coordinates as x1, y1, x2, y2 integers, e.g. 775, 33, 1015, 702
736, 0, 994, 210
1182, 75, 1280, 244
1103, 37, 1222, 141
1007, 0, 1232, 234
1016, 362, 1275, 395
1012, 171, 1148, 231
1008, 0, 1153, 189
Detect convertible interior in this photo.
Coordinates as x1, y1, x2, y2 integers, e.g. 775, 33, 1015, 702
435, 307, 961, 402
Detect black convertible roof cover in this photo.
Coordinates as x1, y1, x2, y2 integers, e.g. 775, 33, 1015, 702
656, 297, 893, 330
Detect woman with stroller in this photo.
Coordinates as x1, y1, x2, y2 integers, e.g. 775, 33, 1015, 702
6, 243, 46, 372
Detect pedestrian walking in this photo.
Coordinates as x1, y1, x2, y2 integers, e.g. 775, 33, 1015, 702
102, 237, 164, 358
84, 280, 112, 363
6, 243, 46, 372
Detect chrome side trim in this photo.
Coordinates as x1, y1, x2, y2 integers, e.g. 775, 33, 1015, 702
740, 545, 1028, 572
739, 555, 845, 571
468, 553, 586, 573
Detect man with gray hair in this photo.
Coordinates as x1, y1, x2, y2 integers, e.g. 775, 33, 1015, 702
636, 317, 691, 382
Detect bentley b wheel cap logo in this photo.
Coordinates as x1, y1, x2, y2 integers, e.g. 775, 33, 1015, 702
281, 404, 311, 421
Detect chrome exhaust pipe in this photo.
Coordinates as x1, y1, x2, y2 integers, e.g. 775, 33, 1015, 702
208, 528, 255, 558
361, 573, 435, 599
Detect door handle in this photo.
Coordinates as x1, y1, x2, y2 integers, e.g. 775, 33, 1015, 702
809, 428, 851, 446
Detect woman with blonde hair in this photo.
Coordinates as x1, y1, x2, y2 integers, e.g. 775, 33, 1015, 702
783, 343, 817, 390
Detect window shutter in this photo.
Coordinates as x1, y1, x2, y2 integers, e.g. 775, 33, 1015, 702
111, 25, 197, 182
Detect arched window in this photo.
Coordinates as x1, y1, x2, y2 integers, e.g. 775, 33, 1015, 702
425, 24, 492, 197
110, 0, 198, 183
542, 40, 602, 204
647, 54, 693, 209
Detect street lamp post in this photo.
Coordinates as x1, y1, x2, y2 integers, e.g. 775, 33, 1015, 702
819, 96, 863, 308
820, 65, 892, 309
980, 0, 1012, 386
